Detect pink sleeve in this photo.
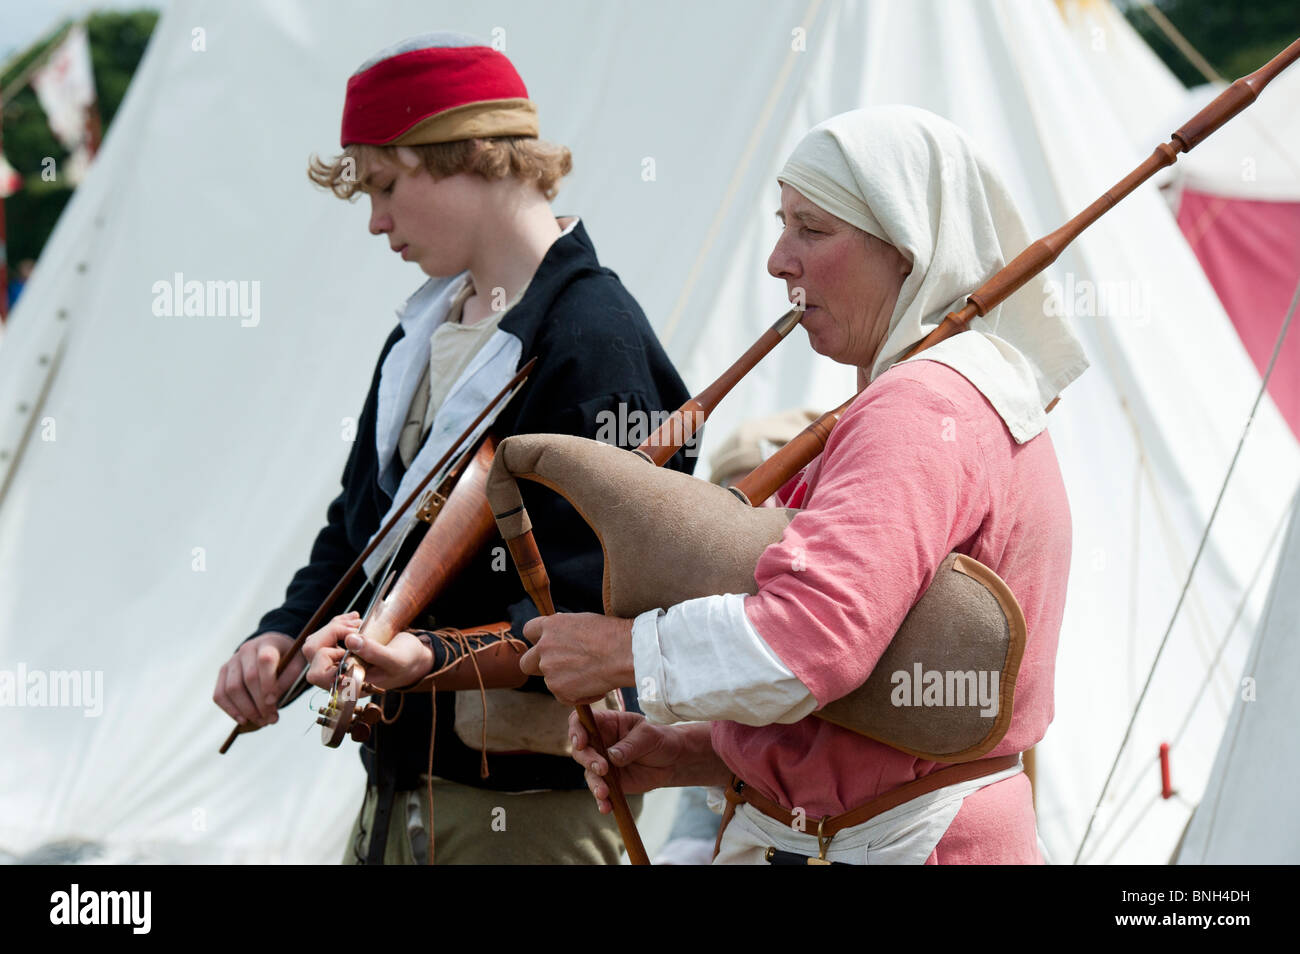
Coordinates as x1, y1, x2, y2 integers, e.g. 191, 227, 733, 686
743, 375, 990, 706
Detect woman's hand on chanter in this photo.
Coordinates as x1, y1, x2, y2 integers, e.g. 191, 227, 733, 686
519, 612, 635, 706
569, 710, 683, 812
568, 710, 729, 813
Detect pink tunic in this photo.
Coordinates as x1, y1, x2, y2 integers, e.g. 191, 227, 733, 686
715, 359, 1072, 863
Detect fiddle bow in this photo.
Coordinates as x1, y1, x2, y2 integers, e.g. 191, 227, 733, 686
219, 358, 536, 753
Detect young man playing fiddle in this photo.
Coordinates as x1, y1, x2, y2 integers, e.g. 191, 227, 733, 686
212, 32, 692, 864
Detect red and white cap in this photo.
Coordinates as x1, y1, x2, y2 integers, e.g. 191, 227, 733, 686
341, 32, 538, 147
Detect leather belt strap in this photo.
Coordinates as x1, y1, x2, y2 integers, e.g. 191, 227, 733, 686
713, 753, 1021, 860
365, 698, 408, 865
366, 757, 397, 865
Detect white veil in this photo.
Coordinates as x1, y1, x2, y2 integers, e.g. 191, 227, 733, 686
777, 105, 1090, 443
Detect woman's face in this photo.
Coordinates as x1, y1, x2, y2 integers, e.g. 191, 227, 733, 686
767, 183, 911, 372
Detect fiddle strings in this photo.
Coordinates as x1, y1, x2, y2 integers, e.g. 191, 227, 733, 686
295, 437, 486, 733
221, 361, 536, 754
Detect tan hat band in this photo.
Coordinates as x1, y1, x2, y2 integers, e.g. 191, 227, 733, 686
388, 99, 539, 146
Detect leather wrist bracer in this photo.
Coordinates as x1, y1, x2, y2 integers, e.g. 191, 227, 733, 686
397, 622, 526, 692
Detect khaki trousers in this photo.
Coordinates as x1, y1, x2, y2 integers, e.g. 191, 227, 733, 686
343, 775, 642, 865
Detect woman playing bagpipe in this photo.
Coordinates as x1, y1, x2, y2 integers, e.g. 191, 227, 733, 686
517, 106, 1091, 864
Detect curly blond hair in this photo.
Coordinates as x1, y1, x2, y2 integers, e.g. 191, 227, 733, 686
307, 136, 572, 201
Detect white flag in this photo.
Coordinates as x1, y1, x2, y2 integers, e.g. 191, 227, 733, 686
30, 24, 97, 152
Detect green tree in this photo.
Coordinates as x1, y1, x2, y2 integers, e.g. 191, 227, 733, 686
2, 10, 158, 265
1123, 0, 1300, 86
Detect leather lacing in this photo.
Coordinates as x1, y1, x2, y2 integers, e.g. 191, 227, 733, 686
395, 625, 527, 865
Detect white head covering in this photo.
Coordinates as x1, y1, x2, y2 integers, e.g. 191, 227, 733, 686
776, 106, 1089, 443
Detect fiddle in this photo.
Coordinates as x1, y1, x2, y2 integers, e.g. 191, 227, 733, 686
219, 359, 536, 753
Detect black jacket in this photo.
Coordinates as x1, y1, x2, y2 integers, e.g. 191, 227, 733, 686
249, 221, 695, 790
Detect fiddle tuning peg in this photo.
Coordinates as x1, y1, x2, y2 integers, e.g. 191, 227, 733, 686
349, 721, 371, 744
359, 703, 383, 726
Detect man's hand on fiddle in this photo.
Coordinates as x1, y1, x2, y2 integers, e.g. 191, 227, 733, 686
342, 630, 436, 691
301, 612, 362, 689
213, 630, 300, 727
302, 614, 437, 692
519, 613, 635, 706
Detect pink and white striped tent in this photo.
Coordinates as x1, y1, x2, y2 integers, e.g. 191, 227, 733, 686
1060, 0, 1300, 436
1170, 76, 1300, 437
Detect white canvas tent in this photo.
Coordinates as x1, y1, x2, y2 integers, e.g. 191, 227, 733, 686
1, 0, 1296, 864
1061, 7, 1300, 863
1062, 1, 1300, 441
1163, 77, 1300, 203
1055, 0, 1187, 155
1176, 487, 1300, 864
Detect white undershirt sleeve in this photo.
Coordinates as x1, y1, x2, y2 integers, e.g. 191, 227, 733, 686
631, 593, 817, 726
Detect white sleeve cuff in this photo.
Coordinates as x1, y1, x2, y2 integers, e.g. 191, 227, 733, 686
631, 593, 816, 726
